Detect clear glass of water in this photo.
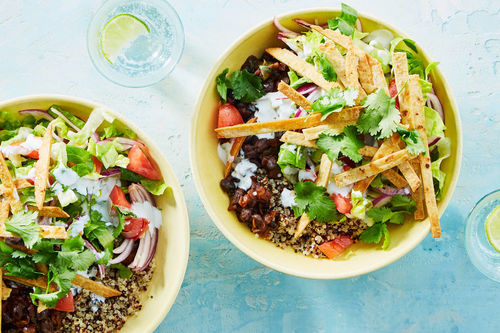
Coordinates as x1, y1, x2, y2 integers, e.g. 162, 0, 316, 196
465, 189, 500, 282
87, 0, 184, 87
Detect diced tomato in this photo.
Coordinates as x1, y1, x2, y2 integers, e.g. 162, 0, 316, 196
217, 103, 244, 138
109, 185, 131, 209
318, 236, 353, 259
55, 292, 74, 312
388, 79, 399, 110
330, 193, 352, 214
92, 156, 103, 174
127, 146, 161, 180
122, 217, 149, 240
10, 141, 39, 159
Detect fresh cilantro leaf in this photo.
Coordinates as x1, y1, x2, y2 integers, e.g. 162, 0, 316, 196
288, 70, 311, 89
110, 263, 132, 279
30, 290, 63, 308
113, 205, 136, 238
11, 250, 28, 258
328, 3, 358, 37
293, 181, 337, 222
358, 89, 401, 139
359, 223, 386, 244
5, 211, 40, 248
308, 50, 337, 82
367, 206, 394, 224
396, 126, 426, 155
216, 68, 229, 103
226, 70, 265, 103
66, 145, 93, 177
71, 250, 96, 271
390, 194, 417, 212
121, 168, 143, 182
381, 225, 391, 250
311, 87, 358, 120
3, 258, 40, 279
317, 125, 364, 163
395, 49, 424, 78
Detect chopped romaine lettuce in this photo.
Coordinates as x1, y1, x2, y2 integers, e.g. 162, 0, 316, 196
425, 107, 446, 139
431, 137, 451, 200
88, 139, 129, 169
288, 70, 312, 89
350, 190, 374, 226
68, 107, 115, 146
277, 143, 306, 172
141, 179, 170, 196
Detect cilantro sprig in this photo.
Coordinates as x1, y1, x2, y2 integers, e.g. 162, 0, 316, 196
292, 181, 337, 222
308, 50, 337, 82
311, 87, 358, 120
359, 195, 416, 249
216, 68, 266, 103
5, 211, 40, 249
357, 88, 401, 139
316, 125, 364, 163
328, 3, 358, 37
396, 126, 426, 155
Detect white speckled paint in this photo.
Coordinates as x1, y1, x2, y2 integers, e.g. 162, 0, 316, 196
1, 0, 499, 332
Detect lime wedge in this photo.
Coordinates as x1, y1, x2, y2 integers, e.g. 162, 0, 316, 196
100, 14, 150, 64
485, 205, 500, 252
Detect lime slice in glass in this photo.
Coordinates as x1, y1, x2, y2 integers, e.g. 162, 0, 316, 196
485, 205, 500, 252
100, 14, 150, 64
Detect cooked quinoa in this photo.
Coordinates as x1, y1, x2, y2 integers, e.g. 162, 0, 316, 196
62, 260, 155, 333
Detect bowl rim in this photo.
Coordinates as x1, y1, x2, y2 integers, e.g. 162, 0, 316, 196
190, 7, 463, 279
0, 93, 190, 330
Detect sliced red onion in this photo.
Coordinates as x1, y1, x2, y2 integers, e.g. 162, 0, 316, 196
19, 109, 55, 121
113, 239, 132, 254
133, 229, 152, 270
373, 194, 392, 207
129, 183, 156, 207
100, 168, 121, 178
84, 239, 106, 278
296, 83, 317, 95
278, 31, 298, 41
426, 93, 444, 121
99, 137, 144, 150
91, 132, 100, 143
428, 136, 441, 147
273, 16, 298, 35
294, 108, 303, 118
293, 18, 313, 28
136, 228, 157, 271
109, 239, 134, 264
48, 106, 80, 131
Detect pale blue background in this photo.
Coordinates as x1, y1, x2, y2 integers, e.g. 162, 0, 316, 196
1, 0, 499, 332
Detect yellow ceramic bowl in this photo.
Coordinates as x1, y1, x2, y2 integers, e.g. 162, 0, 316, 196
190, 9, 462, 279
0, 95, 190, 331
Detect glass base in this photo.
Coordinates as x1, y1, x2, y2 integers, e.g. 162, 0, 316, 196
465, 189, 500, 282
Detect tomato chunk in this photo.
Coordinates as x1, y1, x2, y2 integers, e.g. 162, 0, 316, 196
388, 79, 399, 110
318, 236, 353, 259
127, 146, 161, 180
217, 103, 244, 137
330, 193, 352, 214
10, 141, 39, 159
122, 217, 149, 240
92, 156, 103, 174
55, 292, 74, 312
109, 185, 131, 209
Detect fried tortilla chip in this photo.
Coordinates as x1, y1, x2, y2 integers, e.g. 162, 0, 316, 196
35, 123, 53, 210
410, 159, 426, 220
278, 81, 312, 111
357, 146, 378, 158
3, 275, 58, 292
345, 48, 367, 102
392, 52, 412, 125
266, 48, 342, 91
2, 280, 11, 301
72, 274, 122, 297
28, 206, 70, 218
0, 224, 68, 239
336, 149, 416, 188
318, 41, 348, 86
13, 178, 32, 189
0, 152, 22, 214
366, 55, 389, 95
358, 53, 376, 94
280, 131, 318, 148
408, 74, 440, 237
0, 201, 9, 223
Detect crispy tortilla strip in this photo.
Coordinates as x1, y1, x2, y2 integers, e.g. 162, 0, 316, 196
2, 280, 12, 301
302, 106, 362, 140
0, 224, 68, 239
72, 274, 122, 297
14, 178, 32, 189
266, 48, 342, 91
352, 141, 394, 192
336, 149, 415, 188
345, 48, 367, 102
388, 135, 421, 191
37, 302, 48, 314
366, 55, 389, 95
358, 146, 378, 158
408, 75, 440, 237
223, 118, 257, 177
410, 160, 426, 220
35, 123, 53, 210
280, 131, 318, 148
311, 25, 353, 50
358, 54, 376, 94
216, 113, 322, 138
3, 275, 58, 292
278, 81, 312, 111
28, 206, 70, 218
0, 152, 22, 214
0, 201, 9, 222
319, 41, 348, 86
392, 52, 412, 125
294, 154, 332, 239
382, 169, 408, 189
0, 269, 2, 326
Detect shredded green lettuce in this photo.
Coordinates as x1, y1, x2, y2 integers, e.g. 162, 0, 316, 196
431, 138, 451, 200
141, 179, 170, 196
68, 107, 115, 146
425, 107, 446, 139
277, 143, 306, 172
350, 190, 374, 226
88, 139, 129, 169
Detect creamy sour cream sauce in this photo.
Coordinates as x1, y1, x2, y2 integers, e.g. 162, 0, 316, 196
231, 158, 257, 190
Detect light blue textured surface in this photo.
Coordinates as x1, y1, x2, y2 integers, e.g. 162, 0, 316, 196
1, 1, 499, 332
